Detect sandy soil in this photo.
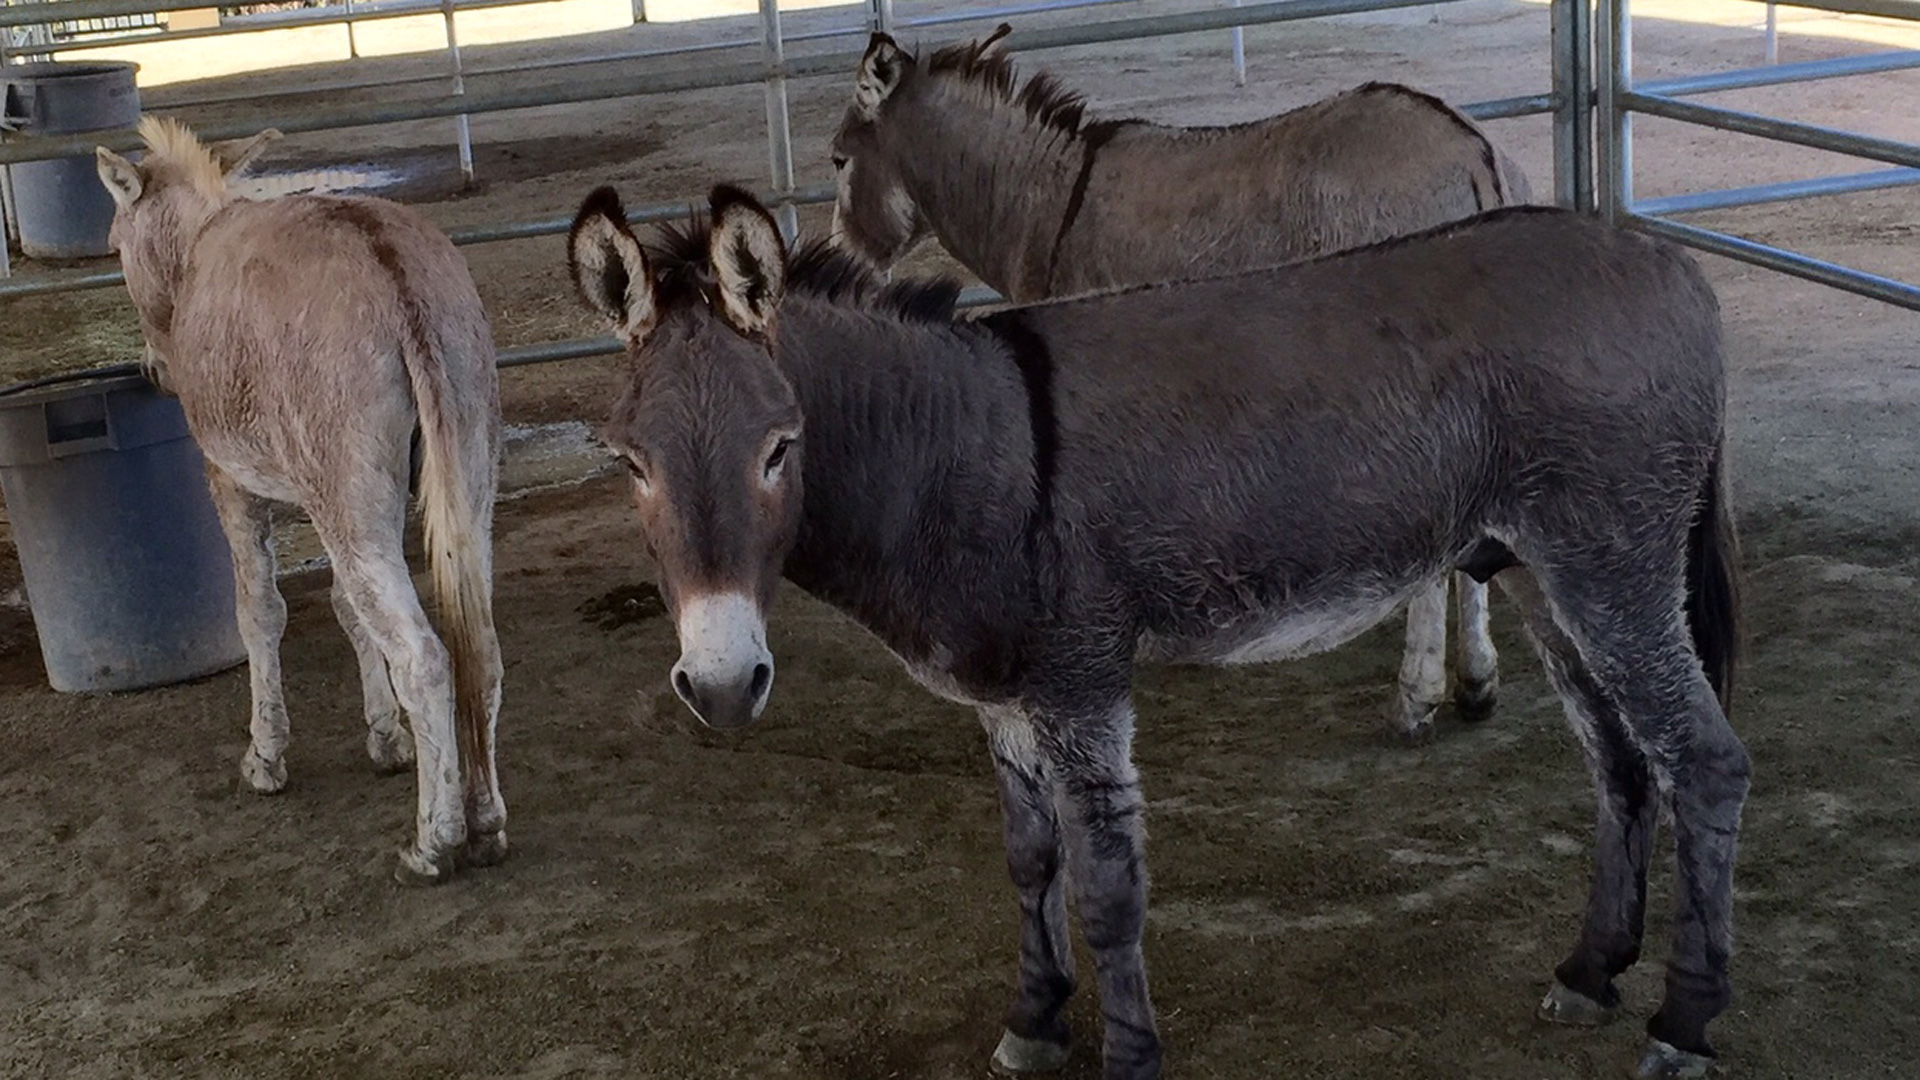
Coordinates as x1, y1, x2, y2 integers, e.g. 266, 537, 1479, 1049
3, 2, 1919, 1077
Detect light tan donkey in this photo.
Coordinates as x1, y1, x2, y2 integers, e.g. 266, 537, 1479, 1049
96, 118, 505, 883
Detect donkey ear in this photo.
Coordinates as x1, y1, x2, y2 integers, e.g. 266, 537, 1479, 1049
568, 186, 657, 345
855, 32, 908, 117
210, 128, 282, 178
707, 185, 786, 337
95, 147, 144, 209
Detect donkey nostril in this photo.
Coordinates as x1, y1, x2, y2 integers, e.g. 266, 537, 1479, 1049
672, 669, 697, 709
749, 662, 772, 703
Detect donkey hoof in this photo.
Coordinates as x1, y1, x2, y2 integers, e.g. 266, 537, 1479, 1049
393, 846, 458, 887
461, 830, 510, 869
1635, 1038, 1714, 1078
1391, 712, 1438, 746
1537, 980, 1620, 1027
990, 1028, 1070, 1075
1455, 677, 1498, 722
239, 749, 288, 794
366, 726, 415, 774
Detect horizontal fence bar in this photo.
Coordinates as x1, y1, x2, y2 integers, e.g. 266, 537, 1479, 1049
1639, 49, 1920, 98
1627, 212, 1920, 312
1622, 91, 1920, 170
1460, 92, 1553, 121
8, 0, 548, 53
497, 283, 1009, 368
0, 184, 835, 297
1725, 0, 1920, 20
1633, 166, 1920, 215
1, 0, 1482, 164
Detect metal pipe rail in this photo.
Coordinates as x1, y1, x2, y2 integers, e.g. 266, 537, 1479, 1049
4, 0, 562, 55
4, 0, 1567, 372
0, 183, 839, 298
0, 0, 1487, 167
0, 72, 1559, 302
1598, 0, 1920, 313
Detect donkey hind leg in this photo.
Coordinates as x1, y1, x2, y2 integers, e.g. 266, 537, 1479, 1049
1394, 578, 1449, 740
328, 546, 467, 884
331, 578, 412, 774
455, 595, 507, 870
1044, 696, 1162, 1080
1523, 568, 1751, 1077
1453, 572, 1499, 720
979, 706, 1075, 1076
1499, 573, 1655, 1028
206, 466, 290, 794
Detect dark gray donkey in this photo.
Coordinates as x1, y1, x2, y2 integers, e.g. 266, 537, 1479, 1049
831, 27, 1533, 739
567, 185, 1747, 1080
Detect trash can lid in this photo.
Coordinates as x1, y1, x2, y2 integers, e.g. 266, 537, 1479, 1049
0, 362, 149, 409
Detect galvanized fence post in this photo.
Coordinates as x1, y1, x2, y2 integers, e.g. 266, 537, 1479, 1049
760, 0, 797, 242
868, 0, 893, 33
1231, 0, 1247, 88
443, 0, 475, 185
1550, 0, 1594, 211
1595, 0, 1631, 222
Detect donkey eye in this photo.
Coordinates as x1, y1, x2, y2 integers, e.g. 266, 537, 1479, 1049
764, 437, 794, 477
623, 455, 650, 485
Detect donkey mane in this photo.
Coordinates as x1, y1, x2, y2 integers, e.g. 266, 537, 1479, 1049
136, 115, 228, 196
923, 33, 1117, 142
648, 212, 962, 324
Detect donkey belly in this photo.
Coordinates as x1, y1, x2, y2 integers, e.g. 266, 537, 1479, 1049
1137, 584, 1415, 667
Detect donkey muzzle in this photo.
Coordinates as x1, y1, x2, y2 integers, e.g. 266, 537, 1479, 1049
669, 592, 775, 730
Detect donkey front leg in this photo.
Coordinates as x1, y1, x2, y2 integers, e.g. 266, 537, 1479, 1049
331, 579, 413, 774
979, 706, 1076, 1075
1394, 579, 1449, 739
1044, 696, 1161, 1080
205, 465, 290, 794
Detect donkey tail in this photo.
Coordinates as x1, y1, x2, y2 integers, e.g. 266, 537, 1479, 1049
1685, 441, 1741, 714
401, 323, 502, 805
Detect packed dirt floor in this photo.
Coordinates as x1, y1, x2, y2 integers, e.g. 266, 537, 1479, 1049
2, 1, 1918, 1077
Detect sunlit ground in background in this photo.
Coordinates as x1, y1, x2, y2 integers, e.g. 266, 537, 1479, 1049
50, 0, 1920, 89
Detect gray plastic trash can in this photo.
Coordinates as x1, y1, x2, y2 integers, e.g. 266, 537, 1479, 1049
0, 365, 244, 692
2, 61, 141, 259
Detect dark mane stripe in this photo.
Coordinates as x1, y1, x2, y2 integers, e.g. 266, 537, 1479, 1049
644, 214, 963, 324
924, 34, 1127, 142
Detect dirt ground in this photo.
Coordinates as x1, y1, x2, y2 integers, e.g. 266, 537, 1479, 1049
3, 2, 1919, 1077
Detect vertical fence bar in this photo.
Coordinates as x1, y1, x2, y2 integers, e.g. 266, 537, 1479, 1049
631, 0, 647, 24
868, 0, 894, 33
1550, 0, 1592, 210
442, 0, 475, 185
760, 0, 798, 241
1231, 0, 1247, 87
1766, 3, 1779, 64
1596, 0, 1631, 221
345, 0, 360, 59
0, 31, 13, 275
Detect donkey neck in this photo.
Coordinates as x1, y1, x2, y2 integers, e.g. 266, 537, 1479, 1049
891, 86, 1095, 300
772, 299, 1044, 686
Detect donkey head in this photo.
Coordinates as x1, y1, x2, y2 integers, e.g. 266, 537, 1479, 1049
95, 118, 279, 357
829, 31, 935, 268
569, 185, 804, 731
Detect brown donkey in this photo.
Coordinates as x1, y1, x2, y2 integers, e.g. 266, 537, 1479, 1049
571, 185, 1745, 1080
96, 118, 505, 883
832, 27, 1534, 739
